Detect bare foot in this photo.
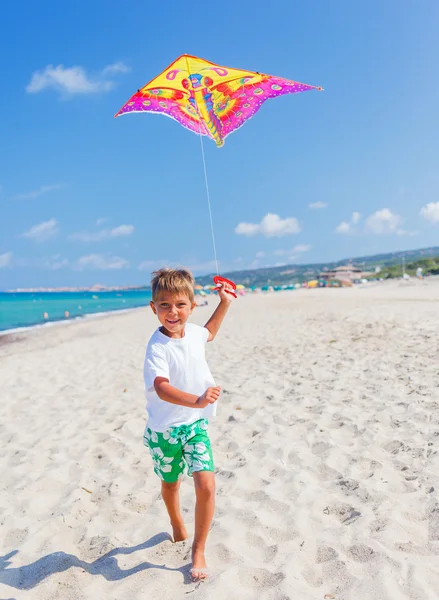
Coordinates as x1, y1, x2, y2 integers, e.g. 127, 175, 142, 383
171, 522, 188, 543
191, 546, 208, 581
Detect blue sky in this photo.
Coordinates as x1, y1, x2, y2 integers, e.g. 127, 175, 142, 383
1, 1, 439, 289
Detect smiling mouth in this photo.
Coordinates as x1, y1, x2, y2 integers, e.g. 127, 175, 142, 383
166, 319, 180, 325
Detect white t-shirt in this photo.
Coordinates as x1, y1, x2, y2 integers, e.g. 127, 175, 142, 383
143, 323, 217, 432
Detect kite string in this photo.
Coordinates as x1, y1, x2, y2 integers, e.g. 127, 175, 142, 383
198, 126, 220, 277
185, 54, 219, 276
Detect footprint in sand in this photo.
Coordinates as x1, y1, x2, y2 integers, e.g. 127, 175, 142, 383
347, 544, 376, 562
210, 541, 237, 564
335, 478, 359, 494
4, 527, 28, 547
323, 503, 361, 525
77, 535, 114, 561
369, 518, 387, 534
301, 565, 324, 587
237, 567, 285, 589
316, 545, 338, 563
318, 463, 342, 481
428, 503, 439, 541
245, 531, 279, 562
312, 442, 332, 457
383, 440, 405, 454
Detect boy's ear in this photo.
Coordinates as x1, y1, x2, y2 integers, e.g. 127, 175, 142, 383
150, 300, 157, 314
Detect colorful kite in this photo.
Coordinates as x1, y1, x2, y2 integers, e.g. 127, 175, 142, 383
115, 55, 322, 294
114, 54, 322, 147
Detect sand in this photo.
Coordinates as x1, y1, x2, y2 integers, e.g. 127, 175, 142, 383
1, 279, 439, 599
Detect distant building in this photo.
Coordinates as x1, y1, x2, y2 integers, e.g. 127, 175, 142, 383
319, 264, 366, 282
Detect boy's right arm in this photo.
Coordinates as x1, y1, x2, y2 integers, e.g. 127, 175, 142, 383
154, 377, 220, 409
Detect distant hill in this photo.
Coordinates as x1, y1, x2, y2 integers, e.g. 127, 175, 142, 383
194, 246, 439, 288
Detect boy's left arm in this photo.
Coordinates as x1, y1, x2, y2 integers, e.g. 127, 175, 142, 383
204, 282, 234, 342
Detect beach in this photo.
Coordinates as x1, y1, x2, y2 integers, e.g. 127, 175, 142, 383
1, 279, 439, 600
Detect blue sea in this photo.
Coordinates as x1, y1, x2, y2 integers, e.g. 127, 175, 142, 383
0, 289, 152, 334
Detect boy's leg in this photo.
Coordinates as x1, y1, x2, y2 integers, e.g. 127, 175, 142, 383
144, 426, 187, 542
191, 470, 215, 579
161, 479, 188, 542
181, 419, 216, 579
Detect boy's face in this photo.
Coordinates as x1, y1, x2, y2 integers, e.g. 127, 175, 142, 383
150, 291, 196, 338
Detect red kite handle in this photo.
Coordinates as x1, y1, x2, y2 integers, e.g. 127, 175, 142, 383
213, 276, 238, 298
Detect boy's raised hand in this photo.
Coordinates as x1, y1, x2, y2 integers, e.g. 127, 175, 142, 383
195, 386, 221, 408
217, 281, 235, 303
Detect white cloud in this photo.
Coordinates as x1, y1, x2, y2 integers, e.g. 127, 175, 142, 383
235, 222, 260, 236
111, 224, 134, 237
335, 221, 352, 234
0, 252, 12, 268
96, 217, 107, 226
255, 251, 265, 258
420, 202, 439, 223
76, 254, 129, 270
335, 212, 361, 234
235, 213, 301, 238
70, 224, 134, 242
309, 201, 327, 210
292, 244, 311, 253
366, 208, 402, 234
13, 183, 64, 200
22, 218, 58, 242
102, 61, 131, 75
26, 62, 130, 97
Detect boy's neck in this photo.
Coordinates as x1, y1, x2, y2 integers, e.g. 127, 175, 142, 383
160, 325, 186, 339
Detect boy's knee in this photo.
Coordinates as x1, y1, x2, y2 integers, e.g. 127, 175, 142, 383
194, 473, 215, 495
162, 480, 180, 492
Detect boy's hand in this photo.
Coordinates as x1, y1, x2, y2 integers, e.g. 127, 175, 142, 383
217, 281, 235, 303
195, 386, 221, 408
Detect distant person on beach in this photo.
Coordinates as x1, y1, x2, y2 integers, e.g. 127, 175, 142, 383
143, 268, 234, 581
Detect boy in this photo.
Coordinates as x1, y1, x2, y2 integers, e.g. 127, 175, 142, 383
143, 268, 234, 580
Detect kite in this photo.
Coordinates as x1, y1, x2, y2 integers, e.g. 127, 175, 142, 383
115, 55, 322, 293
115, 54, 322, 148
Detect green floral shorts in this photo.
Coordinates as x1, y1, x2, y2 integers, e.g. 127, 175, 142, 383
143, 418, 214, 483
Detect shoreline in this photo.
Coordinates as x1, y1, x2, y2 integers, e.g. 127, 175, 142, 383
0, 277, 433, 338
0, 304, 147, 338
1, 275, 433, 338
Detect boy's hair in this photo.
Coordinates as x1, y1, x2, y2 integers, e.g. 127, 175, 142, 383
151, 268, 195, 302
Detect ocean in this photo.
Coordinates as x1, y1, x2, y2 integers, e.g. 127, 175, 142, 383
0, 289, 152, 334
